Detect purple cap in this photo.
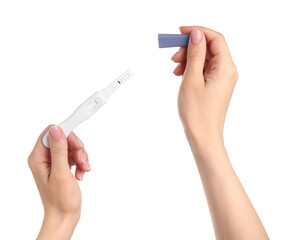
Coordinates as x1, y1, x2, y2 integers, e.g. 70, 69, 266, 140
158, 34, 190, 48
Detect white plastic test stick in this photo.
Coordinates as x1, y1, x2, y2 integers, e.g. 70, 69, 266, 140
42, 69, 134, 148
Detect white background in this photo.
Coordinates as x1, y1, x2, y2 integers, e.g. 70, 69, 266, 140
0, 0, 295, 239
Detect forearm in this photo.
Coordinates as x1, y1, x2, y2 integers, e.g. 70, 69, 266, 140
37, 212, 79, 240
186, 131, 269, 240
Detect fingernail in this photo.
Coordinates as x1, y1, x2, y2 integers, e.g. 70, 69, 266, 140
49, 126, 62, 140
80, 151, 87, 164
191, 29, 202, 44
80, 151, 91, 171
86, 161, 91, 171
78, 172, 84, 181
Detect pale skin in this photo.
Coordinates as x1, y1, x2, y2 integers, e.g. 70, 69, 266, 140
28, 26, 269, 239
28, 126, 91, 240
172, 26, 269, 239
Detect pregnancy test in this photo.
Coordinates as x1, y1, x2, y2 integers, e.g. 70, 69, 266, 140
42, 69, 134, 148
158, 34, 190, 48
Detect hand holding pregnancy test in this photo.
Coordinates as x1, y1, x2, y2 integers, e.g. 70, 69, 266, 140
42, 69, 134, 148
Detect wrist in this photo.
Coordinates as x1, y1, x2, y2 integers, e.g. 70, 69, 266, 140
184, 125, 224, 144
37, 211, 80, 240
184, 127, 225, 157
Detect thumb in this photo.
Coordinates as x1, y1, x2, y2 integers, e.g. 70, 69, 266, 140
48, 126, 69, 172
184, 29, 206, 84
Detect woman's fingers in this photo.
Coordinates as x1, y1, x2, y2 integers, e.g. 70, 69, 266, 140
171, 47, 187, 76
67, 132, 91, 176
48, 126, 70, 174
171, 47, 187, 63
179, 26, 231, 58
75, 166, 85, 181
170, 33, 213, 79
68, 150, 86, 181
67, 132, 84, 150
72, 149, 91, 172
173, 61, 186, 76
